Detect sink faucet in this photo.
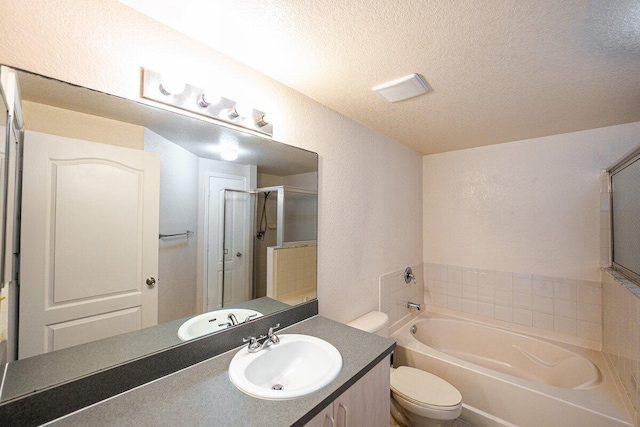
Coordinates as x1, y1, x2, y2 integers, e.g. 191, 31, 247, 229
260, 323, 281, 350
219, 312, 258, 328
243, 323, 281, 353
228, 313, 239, 326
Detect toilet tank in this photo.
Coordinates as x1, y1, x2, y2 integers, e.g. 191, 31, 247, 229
347, 311, 389, 338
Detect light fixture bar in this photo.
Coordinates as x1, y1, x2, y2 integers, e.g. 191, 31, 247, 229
141, 68, 273, 137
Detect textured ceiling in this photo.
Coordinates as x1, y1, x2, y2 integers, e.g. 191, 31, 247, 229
120, 0, 640, 154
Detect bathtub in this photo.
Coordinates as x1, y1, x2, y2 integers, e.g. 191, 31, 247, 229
391, 311, 633, 427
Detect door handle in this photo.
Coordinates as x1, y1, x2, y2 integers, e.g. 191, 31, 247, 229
236, 252, 242, 257
338, 403, 348, 427
324, 414, 335, 427
146, 277, 156, 287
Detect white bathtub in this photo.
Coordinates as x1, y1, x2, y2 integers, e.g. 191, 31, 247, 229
391, 311, 633, 427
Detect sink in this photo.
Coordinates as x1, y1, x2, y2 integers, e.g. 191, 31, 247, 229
177, 308, 263, 341
228, 334, 342, 399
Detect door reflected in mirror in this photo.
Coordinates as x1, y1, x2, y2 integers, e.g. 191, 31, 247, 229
0, 67, 318, 402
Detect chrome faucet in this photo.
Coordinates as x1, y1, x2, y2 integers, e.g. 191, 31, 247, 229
243, 313, 258, 323
260, 323, 281, 350
228, 313, 239, 326
404, 267, 417, 284
407, 301, 423, 311
218, 312, 258, 328
243, 323, 281, 353
243, 335, 264, 353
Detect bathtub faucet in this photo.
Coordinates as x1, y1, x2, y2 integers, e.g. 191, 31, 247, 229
407, 301, 423, 311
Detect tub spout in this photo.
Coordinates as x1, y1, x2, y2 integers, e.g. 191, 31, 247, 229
407, 301, 423, 311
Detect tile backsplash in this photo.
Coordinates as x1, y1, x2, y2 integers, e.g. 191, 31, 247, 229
267, 245, 317, 305
603, 268, 640, 425
424, 263, 603, 342
379, 264, 424, 326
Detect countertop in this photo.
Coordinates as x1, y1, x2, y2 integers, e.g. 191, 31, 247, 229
45, 316, 395, 427
2, 297, 290, 402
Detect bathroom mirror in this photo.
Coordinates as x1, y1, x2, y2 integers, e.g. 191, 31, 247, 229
0, 91, 7, 290
0, 67, 318, 402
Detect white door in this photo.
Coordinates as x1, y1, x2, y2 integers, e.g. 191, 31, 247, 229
19, 132, 160, 359
205, 175, 248, 310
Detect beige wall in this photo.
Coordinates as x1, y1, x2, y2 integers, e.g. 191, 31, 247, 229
0, 1, 423, 323
22, 101, 144, 149
423, 122, 640, 282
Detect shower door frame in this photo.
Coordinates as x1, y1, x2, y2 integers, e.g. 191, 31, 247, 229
254, 185, 318, 247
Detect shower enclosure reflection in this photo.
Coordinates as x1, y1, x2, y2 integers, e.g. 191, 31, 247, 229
223, 186, 317, 307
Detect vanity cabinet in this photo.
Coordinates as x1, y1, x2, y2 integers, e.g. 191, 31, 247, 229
305, 355, 390, 427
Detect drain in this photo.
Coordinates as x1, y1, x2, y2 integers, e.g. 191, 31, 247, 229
272, 384, 284, 391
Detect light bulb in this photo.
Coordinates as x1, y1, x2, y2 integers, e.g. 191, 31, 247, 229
220, 148, 238, 161
197, 91, 221, 108
158, 74, 186, 96
256, 113, 270, 127
233, 102, 254, 118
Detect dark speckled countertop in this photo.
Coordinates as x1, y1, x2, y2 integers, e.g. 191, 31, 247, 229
3, 297, 291, 403
45, 316, 395, 427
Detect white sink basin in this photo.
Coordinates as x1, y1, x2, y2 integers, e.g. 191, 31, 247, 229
177, 309, 263, 341
228, 334, 342, 399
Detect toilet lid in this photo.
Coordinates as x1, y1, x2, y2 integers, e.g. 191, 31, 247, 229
391, 366, 462, 408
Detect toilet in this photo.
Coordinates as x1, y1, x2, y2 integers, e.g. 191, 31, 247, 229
347, 312, 462, 427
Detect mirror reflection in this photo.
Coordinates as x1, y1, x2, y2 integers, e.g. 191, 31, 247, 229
0, 89, 7, 364
0, 68, 318, 401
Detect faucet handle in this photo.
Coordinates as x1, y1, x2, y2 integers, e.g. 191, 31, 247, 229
267, 323, 281, 344
404, 267, 417, 284
243, 313, 258, 323
243, 335, 266, 353
268, 323, 280, 335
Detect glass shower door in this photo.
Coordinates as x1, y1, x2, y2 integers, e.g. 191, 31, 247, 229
221, 189, 253, 306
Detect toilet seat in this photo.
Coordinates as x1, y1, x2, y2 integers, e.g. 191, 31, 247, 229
391, 366, 462, 411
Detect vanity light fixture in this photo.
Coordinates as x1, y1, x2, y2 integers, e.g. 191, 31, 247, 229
197, 91, 221, 108
141, 68, 273, 137
234, 102, 254, 118
256, 113, 270, 127
226, 102, 254, 120
158, 74, 186, 96
226, 105, 240, 119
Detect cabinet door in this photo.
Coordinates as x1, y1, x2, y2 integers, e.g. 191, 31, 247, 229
304, 355, 391, 427
335, 355, 391, 427
305, 403, 335, 427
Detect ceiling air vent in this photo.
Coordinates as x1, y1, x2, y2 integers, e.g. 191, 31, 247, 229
372, 74, 430, 103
